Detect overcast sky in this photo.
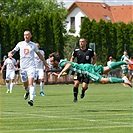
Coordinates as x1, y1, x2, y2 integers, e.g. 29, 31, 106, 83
58, 0, 133, 8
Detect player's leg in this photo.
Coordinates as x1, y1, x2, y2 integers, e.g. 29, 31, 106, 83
15, 71, 19, 84
100, 77, 132, 88
39, 79, 45, 96
5, 72, 10, 93
19, 69, 29, 100
9, 79, 14, 93
28, 77, 34, 106
5, 80, 10, 93
33, 80, 37, 96
73, 76, 80, 102
9, 71, 15, 93
27, 68, 36, 106
33, 70, 38, 96
2, 70, 6, 85
103, 61, 128, 74
80, 78, 89, 99
100, 77, 124, 84
130, 70, 133, 82
38, 69, 45, 96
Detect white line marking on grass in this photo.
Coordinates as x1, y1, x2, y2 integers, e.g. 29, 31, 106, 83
1, 111, 131, 125
0, 125, 132, 132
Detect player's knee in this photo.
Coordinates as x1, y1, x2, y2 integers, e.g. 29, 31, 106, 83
74, 81, 80, 87
23, 82, 28, 88
6, 80, 9, 83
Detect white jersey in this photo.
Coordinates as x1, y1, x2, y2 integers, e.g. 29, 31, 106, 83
121, 55, 129, 68
13, 41, 39, 69
4, 58, 17, 72
107, 61, 114, 66
34, 50, 44, 69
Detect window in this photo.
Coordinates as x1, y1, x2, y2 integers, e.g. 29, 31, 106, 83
104, 15, 111, 21
81, 17, 85, 24
70, 17, 75, 30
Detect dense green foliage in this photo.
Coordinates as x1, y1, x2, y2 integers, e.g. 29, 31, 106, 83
0, 0, 67, 60
80, 18, 133, 65
0, 0, 133, 64
0, 84, 132, 133
0, 12, 65, 59
0, 0, 66, 19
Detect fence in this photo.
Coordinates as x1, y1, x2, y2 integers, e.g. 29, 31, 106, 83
0, 68, 122, 85
44, 70, 74, 84
102, 68, 122, 78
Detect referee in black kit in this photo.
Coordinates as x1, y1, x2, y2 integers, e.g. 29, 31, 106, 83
70, 38, 97, 102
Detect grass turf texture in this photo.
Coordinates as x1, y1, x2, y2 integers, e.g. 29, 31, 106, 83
0, 83, 133, 133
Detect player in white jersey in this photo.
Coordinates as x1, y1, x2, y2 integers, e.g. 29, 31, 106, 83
34, 43, 45, 96
1, 52, 17, 93
9, 30, 49, 106
121, 50, 129, 78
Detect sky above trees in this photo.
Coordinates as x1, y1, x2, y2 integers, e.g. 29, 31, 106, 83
57, 0, 133, 8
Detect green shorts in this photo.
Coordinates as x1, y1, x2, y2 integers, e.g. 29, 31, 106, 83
84, 65, 104, 82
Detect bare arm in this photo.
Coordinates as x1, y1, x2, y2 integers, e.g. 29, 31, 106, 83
92, 53, 97, 65
9, 49, 17, 56
1, 65, 5, 72
70, 55, 75, 62
58, 62, 72, 78
36, 52, 49, 69
52, 72, 67, 77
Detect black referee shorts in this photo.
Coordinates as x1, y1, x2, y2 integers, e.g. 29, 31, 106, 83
74, 76, 89, 84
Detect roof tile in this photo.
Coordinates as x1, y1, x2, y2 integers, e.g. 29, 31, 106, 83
67, 2, 133, 24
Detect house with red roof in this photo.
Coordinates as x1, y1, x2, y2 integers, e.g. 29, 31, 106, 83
66, 2, 133, 36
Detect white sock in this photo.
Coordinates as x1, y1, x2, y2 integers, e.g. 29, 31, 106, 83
33, 82, 36, 95
29, 86, 35, 101
10, 82, 14, 91
40, 82, 44, 92
6, 83, 10, 90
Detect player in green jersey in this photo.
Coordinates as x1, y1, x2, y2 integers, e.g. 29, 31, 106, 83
50, 52, 132, 88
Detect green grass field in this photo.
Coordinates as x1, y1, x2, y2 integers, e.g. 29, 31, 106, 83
0, 83, 133, 133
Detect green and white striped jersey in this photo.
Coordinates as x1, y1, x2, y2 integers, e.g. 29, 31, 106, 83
59, 60, 103, 82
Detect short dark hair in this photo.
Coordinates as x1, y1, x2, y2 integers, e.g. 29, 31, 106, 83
49, 52, 60, 62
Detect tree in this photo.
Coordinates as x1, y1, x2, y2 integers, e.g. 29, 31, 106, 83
63, 35, 78, 60
52, 12, 64, 59
80, 17, 92, 44
37, 12, 53, 57
116, 22, 129, 59
0, 15, 9, 57
0, 0, 67, 19
95, 19, 107, 65
128, 22, 133, 56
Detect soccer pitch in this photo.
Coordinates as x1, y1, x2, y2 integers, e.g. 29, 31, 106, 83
0, 83, 133, 133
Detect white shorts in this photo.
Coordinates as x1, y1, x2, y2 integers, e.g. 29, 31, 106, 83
20, 68, 36, 82
6, 70, 15, 80
34, 69, 44, 80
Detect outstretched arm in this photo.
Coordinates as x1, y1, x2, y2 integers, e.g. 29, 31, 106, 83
36, 52, 49, 70
58, 62, 72, 78
9, 50, 17, 56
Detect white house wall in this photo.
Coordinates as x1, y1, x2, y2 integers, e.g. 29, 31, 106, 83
66, 7, 87, 36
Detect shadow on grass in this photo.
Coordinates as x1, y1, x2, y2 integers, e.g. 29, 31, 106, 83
35, 105, 67, 108
83, 109, 132, 113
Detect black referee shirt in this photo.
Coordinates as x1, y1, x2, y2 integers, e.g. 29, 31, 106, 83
72, 48, 95, 64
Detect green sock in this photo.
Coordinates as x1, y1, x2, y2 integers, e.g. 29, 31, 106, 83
109, 61, 126, 70
108, 77, 124, 83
